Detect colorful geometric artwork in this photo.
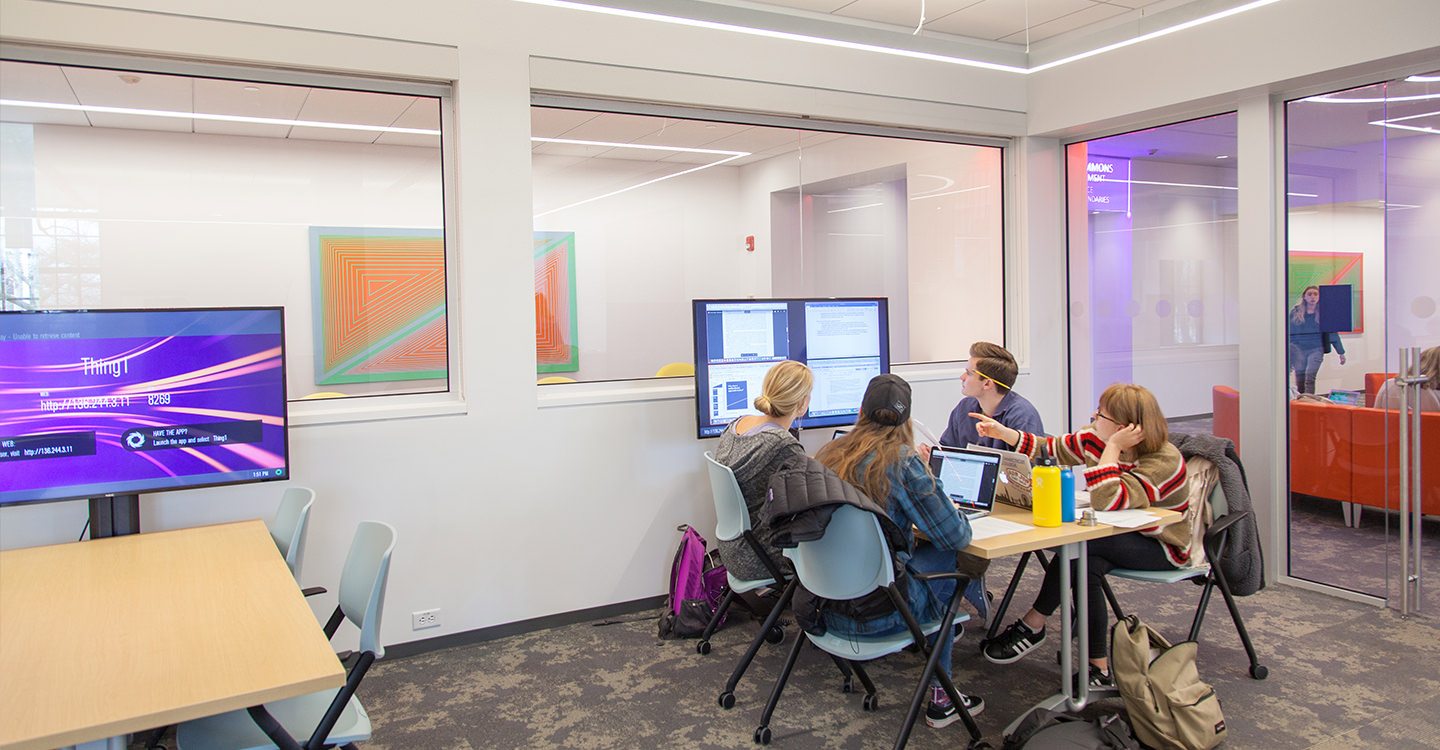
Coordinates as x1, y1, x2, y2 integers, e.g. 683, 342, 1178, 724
1288, 251, 1364, 332
310, 227, 448, 385
534, 231, 578, 373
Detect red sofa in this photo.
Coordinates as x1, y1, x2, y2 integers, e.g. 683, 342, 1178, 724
1211, 385, 1438, 519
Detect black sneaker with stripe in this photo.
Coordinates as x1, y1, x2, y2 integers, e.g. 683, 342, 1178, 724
982, 620, 1046, 664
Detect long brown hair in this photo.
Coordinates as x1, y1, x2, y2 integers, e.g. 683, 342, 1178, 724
1289, 285, 1321, 324
1098, 383, 1169, 456
815, 414, 929, 508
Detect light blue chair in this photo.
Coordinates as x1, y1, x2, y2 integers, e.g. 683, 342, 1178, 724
752, 504, 979, 748
1100, 469, 1268, 680
269, 487, 315, 581
700, 452, 794, 708
176, 521, 397, 750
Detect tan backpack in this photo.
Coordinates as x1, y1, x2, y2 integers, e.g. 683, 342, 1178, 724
1110, 615, 1227, 750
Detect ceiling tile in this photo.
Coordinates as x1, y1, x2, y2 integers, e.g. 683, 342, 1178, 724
996, 2, 1128, 43
834, 0, 984, 30
294, 87, 413, 128
62, 66, 193, 111
0, 61, 81, 105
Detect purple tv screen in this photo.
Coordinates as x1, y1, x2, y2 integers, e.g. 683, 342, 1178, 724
0, 307, 290, 505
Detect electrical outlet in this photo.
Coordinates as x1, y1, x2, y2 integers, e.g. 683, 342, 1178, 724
411, 608, 440, 630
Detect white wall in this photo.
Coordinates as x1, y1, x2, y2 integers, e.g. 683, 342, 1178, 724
1, 0, 1437, 647
22, 124, 445, 397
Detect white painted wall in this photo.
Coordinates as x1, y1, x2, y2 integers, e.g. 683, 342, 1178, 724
0, 0, 1436, 648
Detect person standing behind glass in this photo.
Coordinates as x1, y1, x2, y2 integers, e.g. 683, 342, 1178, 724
714, 360, 812, 580
1288, 285, 1346, 394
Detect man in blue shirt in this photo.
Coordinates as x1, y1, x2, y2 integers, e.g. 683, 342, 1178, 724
939, 341, 1045, 450
932, 342, 1045, 626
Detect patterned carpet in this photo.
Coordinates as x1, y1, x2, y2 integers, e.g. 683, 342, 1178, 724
357, 558, 1440, 749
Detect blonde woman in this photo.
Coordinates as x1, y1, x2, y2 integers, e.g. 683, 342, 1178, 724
976, 383, 1192, 690
714, 360, 813, 579
1374, 346, 1440, 413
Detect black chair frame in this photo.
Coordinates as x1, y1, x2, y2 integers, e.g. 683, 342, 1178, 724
754, 570, 986, 750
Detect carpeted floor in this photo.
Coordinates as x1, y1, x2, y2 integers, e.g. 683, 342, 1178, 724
355, 556, 1440, 749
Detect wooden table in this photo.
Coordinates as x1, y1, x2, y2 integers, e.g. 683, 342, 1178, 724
961, 504, 1183, 722
0, 520, 345, 750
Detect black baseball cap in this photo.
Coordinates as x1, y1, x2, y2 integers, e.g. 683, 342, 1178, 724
860, 373, 911, 426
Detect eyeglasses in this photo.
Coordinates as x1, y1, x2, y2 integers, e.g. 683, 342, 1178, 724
964, 368, 1010, 390
1092, 410, 1119, 426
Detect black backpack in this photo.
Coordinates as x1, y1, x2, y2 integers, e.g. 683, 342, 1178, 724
1002, 708, 1140, 750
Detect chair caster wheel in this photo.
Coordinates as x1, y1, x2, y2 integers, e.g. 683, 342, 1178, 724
862, 694, 879, 711
1250, 664, 1268, 680
697, 640, 711, 655
719, 691, 736, 709
754, 725, 772, 745
765, 626, 784, 644
841, 675, 854, 693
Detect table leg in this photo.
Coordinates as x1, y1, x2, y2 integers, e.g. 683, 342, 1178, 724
1004, 539, 1092, 736
1072, 542, 1090, 711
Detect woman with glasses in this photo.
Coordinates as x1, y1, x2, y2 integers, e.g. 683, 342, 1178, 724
971, 383, 1193, 690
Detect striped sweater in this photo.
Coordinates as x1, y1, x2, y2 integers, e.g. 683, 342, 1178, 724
1014, 427, 1194, 566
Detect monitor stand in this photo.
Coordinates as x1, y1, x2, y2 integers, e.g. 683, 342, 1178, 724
88, 494, 140, 538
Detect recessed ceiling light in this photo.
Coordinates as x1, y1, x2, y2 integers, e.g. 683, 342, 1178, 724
242, 85, 261, 92
0, 99, 441, 135
1216, 155, 1229, 159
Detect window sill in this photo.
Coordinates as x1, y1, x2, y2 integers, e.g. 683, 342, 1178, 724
288, 393, 467, 427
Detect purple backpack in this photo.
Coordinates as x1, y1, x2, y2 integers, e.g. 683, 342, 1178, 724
658, 525, 728, 639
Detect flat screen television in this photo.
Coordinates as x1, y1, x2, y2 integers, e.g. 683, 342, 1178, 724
692, 297, 890, 438
0, 307, 291, 517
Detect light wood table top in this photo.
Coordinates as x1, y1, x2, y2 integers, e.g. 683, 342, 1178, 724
0, 520, 345, 750
963, 503, 1183, 559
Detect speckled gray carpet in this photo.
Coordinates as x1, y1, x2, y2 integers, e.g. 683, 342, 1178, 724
355, 556, 1440, 750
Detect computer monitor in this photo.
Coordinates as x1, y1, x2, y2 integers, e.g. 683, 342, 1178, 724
0, 308, 291, 520
691, 297, 889, 438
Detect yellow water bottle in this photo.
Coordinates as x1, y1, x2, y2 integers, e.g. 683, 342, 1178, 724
1032, 448, 1062, 527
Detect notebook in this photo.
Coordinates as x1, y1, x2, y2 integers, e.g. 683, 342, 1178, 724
927, 446, 1002, 519
964, 443, 1034, 509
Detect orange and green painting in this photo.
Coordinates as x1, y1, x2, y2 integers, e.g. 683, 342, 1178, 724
310, 227, 448, 385
1288, 250, 1363, 332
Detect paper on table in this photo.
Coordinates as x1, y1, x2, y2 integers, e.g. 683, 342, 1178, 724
1075, 490, 1092, 509
969, 516, 1034, 540
1093, 509, 1162, 528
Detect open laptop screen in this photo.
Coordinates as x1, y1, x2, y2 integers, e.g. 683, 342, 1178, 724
928, 446, 1001, 516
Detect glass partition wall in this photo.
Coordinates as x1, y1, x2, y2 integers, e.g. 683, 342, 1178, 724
530, 106, 1006, 383
1065, 114, 1240, 433
1285, 73, 1440, 612
0, 59, 451, 402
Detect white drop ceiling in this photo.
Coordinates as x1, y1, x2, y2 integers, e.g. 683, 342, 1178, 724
713, 0, 1176, 45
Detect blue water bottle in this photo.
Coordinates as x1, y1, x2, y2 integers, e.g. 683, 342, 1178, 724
1060, 467, 1076, 523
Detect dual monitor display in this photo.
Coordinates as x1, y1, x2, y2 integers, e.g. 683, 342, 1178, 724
692, 298, 890, 438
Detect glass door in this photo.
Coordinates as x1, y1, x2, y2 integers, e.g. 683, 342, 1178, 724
1284, 73, 1439, 612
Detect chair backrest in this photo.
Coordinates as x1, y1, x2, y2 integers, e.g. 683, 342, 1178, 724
704, 451, 751, 543
337, 520, 397, 659
1209, 481, 1229, 519
656, 362, 695, 377
784, 504, 892, 601
270, 487, 315, 580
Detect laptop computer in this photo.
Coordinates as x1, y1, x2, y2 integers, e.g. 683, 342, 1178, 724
927, 446, 1002, 519
964, 444, 1033, 509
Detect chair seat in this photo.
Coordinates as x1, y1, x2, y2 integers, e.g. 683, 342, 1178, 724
176, 688, 371, 750
805, 613, 969, 662
1109, 565, 1208, 584
727, 572, 778, 595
